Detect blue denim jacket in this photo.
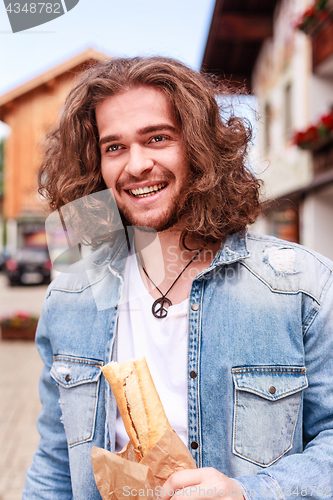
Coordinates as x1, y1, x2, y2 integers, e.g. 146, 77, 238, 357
23, 231, 333, 500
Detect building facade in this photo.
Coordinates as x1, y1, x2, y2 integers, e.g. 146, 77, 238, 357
0, 49, 106, 255
203, 0, 333, 260
253, 0, 333, 260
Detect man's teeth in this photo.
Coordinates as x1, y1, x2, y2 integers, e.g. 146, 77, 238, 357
129, 183, 166, 198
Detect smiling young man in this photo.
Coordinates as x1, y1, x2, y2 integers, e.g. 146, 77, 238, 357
97, 86, 187, 231
23, 57, 333, 500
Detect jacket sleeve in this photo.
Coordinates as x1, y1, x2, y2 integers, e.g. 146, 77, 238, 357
235, 272, 333, 500
22, 295, 73, 500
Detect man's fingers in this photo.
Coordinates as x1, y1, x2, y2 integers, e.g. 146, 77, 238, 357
159, 468, 223, 500
158, 469, 245, 500
160, 469, 200, 499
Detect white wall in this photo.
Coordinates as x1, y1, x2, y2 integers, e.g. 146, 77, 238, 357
301, 184, 333, 260
250, 215, 271, 235
310, 74, 333, 123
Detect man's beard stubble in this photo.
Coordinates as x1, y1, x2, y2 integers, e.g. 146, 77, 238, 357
119, 197, 183, 233
116, 171, 188, 233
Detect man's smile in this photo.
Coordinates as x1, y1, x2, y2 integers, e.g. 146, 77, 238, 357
127, 182, 167, 198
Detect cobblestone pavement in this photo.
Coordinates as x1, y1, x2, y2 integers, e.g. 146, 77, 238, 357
0, 273, 47, 500
0, 341, 43, 500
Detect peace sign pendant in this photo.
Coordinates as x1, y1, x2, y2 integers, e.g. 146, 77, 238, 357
152, 297, 172, 318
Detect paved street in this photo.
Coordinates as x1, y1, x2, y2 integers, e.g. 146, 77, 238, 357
0, 273, 48, 318
0, 273, 47, 500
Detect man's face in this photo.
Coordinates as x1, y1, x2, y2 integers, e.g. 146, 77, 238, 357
96, 86, 189, 232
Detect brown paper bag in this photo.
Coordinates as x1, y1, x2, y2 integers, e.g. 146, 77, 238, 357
91, 430, 197, 500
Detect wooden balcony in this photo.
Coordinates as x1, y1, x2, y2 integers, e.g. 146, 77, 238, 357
313, 139, 333, 174
312, 16, 333, 71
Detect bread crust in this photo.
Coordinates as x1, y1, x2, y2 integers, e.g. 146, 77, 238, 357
133, 358, 172, 450
102, 357, 172, 461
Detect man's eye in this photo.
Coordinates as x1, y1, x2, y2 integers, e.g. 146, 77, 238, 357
108, 144, 121, 151
151, 135, 165, 143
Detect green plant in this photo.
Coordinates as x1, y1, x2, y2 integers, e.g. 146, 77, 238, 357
296, 0, 330, 32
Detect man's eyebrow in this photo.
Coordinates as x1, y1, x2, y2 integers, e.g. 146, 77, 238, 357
99, 124, 178, 147
99, 123, 178, 146
137, 124, 178, 135
99, 134, 120, 147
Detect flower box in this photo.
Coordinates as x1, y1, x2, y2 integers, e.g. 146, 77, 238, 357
293, 110, 333, 151
0, 312, 39, 341
1, 325, 37, 341
296, 0, 333, 36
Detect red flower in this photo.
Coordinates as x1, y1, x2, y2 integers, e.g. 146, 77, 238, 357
304, 7, 316, 18
293, 131, 306, 145
296, 1, 329, 31
294, 108, 333, 149
304, 125, 319, 142
318, 11, 329, 21
321, 113, 333, 130
15, 311, 30, 319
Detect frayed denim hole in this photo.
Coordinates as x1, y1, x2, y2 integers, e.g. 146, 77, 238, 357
263, 246, 299, 276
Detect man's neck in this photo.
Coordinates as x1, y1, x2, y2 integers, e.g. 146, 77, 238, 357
133, 227, 222, 305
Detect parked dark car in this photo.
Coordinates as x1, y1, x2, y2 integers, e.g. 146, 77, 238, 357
5, 247, 52, 286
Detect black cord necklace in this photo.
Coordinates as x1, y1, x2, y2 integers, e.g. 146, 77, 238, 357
138, 247, 203, 319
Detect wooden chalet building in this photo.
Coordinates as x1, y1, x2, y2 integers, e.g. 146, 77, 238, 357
0, 49, 106, 253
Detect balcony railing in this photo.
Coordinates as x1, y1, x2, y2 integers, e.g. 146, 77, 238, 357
293, 110, 333, 175
313, 141, 333, 174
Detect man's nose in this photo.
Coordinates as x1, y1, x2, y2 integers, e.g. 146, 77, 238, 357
125, 145, 154, 177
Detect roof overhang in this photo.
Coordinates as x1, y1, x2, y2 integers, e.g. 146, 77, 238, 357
0, 48, 108, 110
201, 0, 279, 92
263, 169, 333, 214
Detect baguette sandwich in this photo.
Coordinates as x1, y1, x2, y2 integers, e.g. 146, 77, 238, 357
101, 357, 172, 461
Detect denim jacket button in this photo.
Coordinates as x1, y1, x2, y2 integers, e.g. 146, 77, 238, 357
191, 303, 199, 311
65, 374, 71, 382
190, 371, 197, 379
269, 385, 276, 394
191, 441, 198, 449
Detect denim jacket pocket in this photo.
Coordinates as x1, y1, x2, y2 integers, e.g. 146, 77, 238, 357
51, 355, 103, 448
231, 366, 308, 467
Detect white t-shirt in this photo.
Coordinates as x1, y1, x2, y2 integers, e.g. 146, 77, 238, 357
115, 249, 188, 452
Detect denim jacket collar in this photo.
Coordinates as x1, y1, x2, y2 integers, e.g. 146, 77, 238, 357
196, 231, 250, 279
92, 231, 129, 276
213, 231, 249, 264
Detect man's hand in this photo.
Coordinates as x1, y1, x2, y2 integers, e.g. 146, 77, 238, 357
159, 468, 245, 500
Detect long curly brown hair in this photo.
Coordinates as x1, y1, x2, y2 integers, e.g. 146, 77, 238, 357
39, 56, 261, 245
